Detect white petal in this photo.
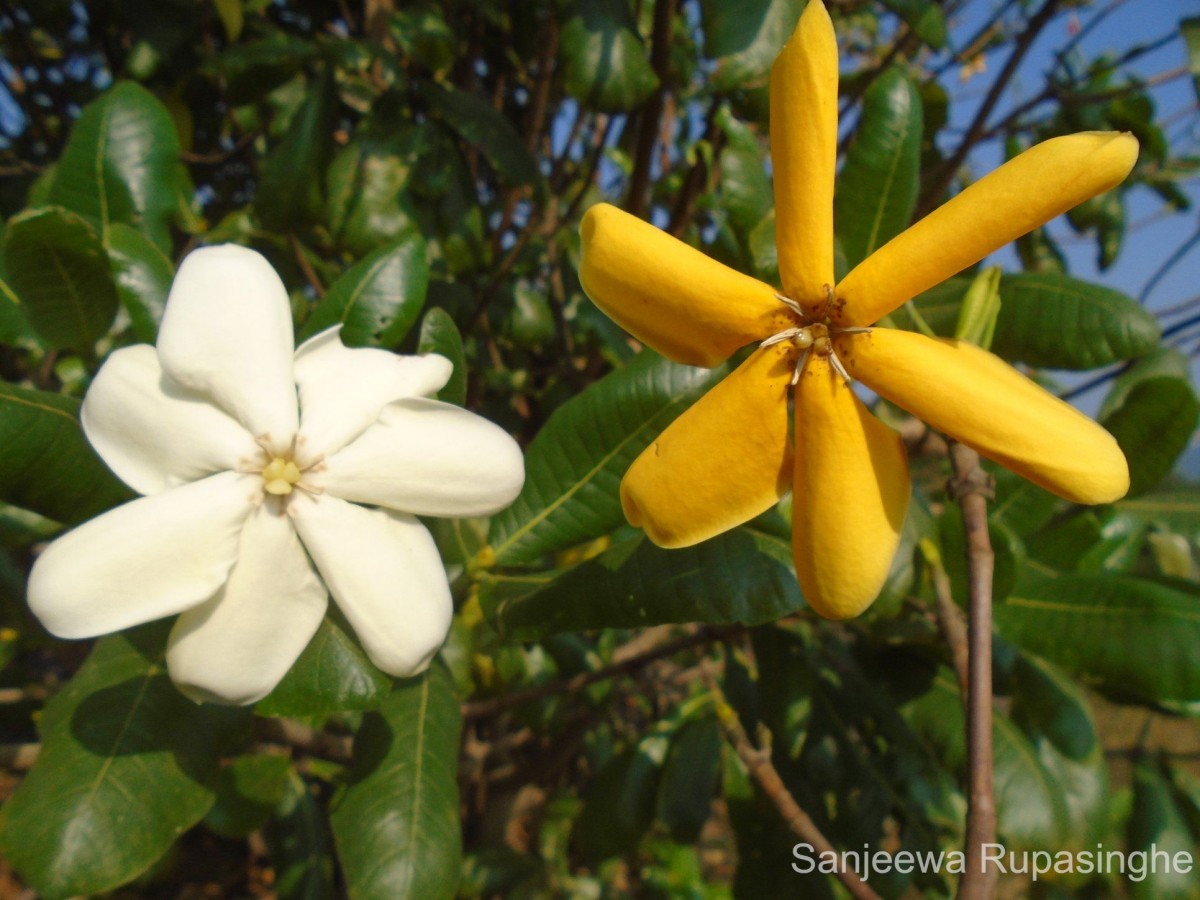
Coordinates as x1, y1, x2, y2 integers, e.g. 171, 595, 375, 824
27, 472, 255, 639
291, 493, 451, 677
81, 345, 260, 495
293, 327, 453, 460
157, 245, 298, 449
319, 398, 525, 517
167, 504, 327, 705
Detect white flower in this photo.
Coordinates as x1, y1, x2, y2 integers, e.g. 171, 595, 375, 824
27, 245, 525, 705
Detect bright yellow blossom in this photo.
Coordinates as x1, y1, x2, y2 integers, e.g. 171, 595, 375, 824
578, 0, 1136, 620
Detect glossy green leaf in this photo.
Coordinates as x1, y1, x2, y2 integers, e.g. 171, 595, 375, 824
1101, 377, 1200, 496
880, 0, 947, 48
507, 280, 556, 346
1099, 347, 1192, 419
995, 568, 1200, 713
1067, 189, 1125, 270
263, 770, 336, 900
325, 136, 419, 257
258, 72, 335, 231
487, 350, 729, 565
658, 712, 722, 843
560, 0, 659, 112
255, 617, 391, 717
214, 0, 244, 41
420, 81, 543, 194
835, 68, 922, 268
204, 754, 292, 839
0, 625, 248, 898
300, 234, 429, 348
106, 222, 173, 343
48, 82, 182, 250
3, 206, 119, 351
203, 36, 319, 105
0, 381, 133, 523
990, 273, 1161, 370
487, 526, 801, 640
1184, 17, 1200, 101
575, 729, 670, 863
701, 0, 804, 91
1027, 506, 1146, 575
1128, 762, 1198, 900
717, 106, 771, 238
331, 666, 462, 900
1118, 488, 1200, 542
418, 306, 468, 407
0, 273, 39, 346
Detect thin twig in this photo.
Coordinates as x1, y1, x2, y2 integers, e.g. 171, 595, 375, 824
625, 0, 675, 218
922, 540, 969, 697
461, 625, 738, 720
0, 742, 40, 770
699, 658, 882, 900
949, 443, 997, 900
254, 718, 352, 763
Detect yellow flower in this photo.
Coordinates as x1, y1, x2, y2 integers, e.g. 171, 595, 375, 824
578, 0, 1137, 620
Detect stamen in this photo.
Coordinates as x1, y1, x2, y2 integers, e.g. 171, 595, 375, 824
761, 328, 801, 349
791, 347, 812, 386
773, 292, 810, 320
829, 351, 852, 386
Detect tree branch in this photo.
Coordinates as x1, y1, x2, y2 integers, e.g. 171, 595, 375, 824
949, 442, 997, 900
625, 0, 675, 218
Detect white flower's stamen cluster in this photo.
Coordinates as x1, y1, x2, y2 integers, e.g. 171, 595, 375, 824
238, 433, 325, 501
761, 286, 870, 386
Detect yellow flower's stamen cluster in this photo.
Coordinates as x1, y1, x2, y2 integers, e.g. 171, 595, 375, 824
239, 434, 325, 501
761, 287, 870, 386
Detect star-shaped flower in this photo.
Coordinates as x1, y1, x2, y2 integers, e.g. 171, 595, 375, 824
579, 0, 1136, 619
28, 245, 524, 705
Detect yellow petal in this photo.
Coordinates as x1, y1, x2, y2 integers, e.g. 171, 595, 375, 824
621, 345, 793, 547
840, 329, 1129, 503
770, 0, 838, 312
580, 203, 786, 367
836, 132, 1139, 326
791, 357, 910, 619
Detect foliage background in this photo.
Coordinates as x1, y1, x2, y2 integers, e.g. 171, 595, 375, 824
0, 0, 1199, 897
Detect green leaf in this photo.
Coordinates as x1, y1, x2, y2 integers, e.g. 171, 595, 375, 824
331, 666, 462, 900
417, 307, 467, 407
106, 222, 173, 343
1099, 347, 1192, 420
1118, 488, 1200, 542
0, 272, 39, 347
1128, 761, 1199, 899
255, 617, 391, 717
48, 82, 183, 250
258, 72, 336, 231
880, 0, 947, 49
1184, 17, 1200, 102
3, 206, 119, 351
716, 106, 771, 238
835, 68, 922, 268
263, 770, 336, 900
701, 0, 804, 91
487, 350, 729, 565
560, 0, 659, 113
214, 0, 244, 41
486, 527, 802, 640
0, 382, 133, 523
300, 234, 429, 348
420, 81, 544, 194
0, 625, 248, 898
995, 568, 1200, 713
658, 712, 722, 843
1101, 377, 1200, 496
990, 273, 1161, 370
204, 754, 292, 839
203, 36, 319, 105
575, 729, 670, 863
325, 135, 419, 257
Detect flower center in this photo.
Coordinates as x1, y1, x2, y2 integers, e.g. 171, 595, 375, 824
761, 288, 869, 386
262, 457, 302, 495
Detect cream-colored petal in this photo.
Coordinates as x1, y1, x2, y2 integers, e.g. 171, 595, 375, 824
167, 504, 327, 706
621, 345, 792, 548
836, 133, 1139, 326
769, 0, 838, 312
81, 345, 259, 495
293, 326, 453, 461
320, 398, 524, 517
291, 494, 452, 677
579, 203, 786, 367
791, 356, 910, 619
27, 472, 255, 639
840, 329, 1129, 503
157, 245, 299, 450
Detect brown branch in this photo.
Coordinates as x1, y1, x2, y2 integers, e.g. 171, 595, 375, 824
924, 541, 969, 697
917, 0, 1059, 217
289, 234, 326, 299
699, 659, 882, 900
949, 442, 997, 900
0, 742, 40, 769
625, 0, 675, 218
666, 103, 725, 237
461, 625, 737, 720
254, 718, 353, 763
